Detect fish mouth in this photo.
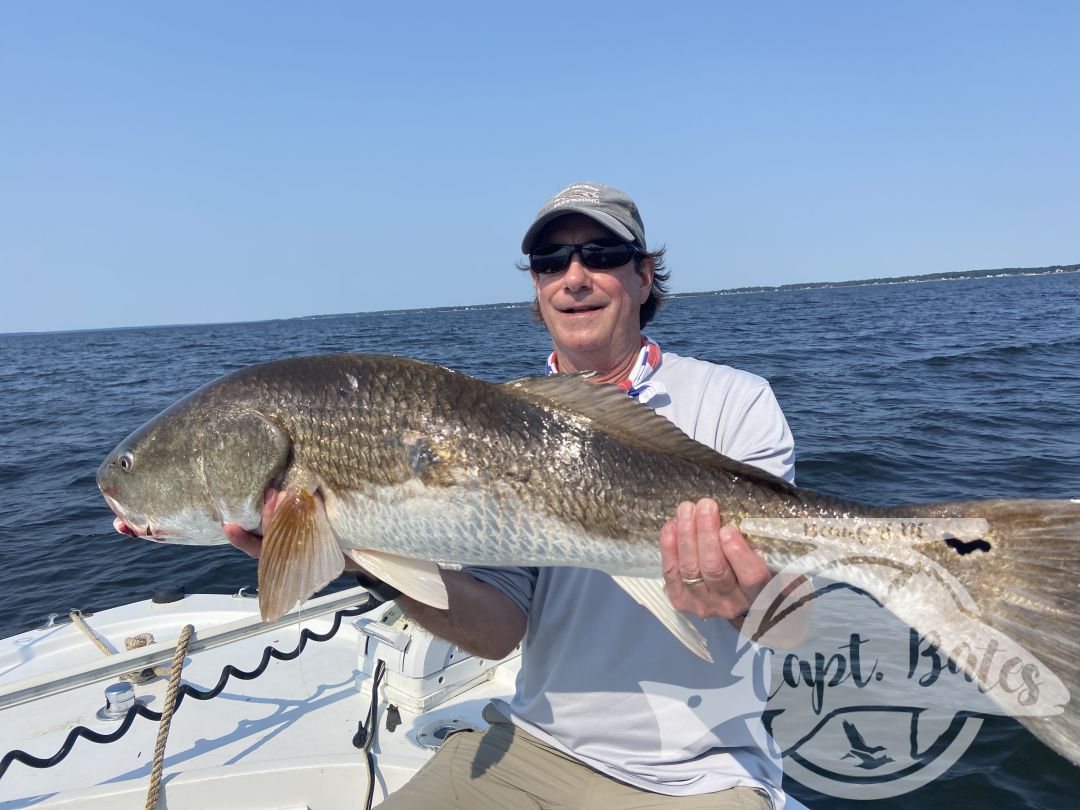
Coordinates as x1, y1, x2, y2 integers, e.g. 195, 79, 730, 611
113, 515, 140, 536
112, 515, 165, 541
102, 494, 163, 542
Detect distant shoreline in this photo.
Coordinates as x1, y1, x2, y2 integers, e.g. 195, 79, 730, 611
403, 263, 1080, 315
677, 263, 1080, 299
4, 263, 1077, 337
404, 263, 1080, 315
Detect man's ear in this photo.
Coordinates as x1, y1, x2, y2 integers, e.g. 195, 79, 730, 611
638, 255, 655, 303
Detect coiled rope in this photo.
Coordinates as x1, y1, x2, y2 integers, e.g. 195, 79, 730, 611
68, 611, 163, 681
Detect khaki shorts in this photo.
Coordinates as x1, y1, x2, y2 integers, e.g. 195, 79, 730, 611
378, 706, 773, 809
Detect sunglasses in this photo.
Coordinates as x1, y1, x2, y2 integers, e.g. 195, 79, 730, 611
528, 241, 639, 275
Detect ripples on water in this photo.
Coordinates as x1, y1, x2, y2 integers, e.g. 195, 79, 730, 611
1, 272, 1078, 807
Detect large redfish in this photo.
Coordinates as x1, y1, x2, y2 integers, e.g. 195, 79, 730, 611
96, 354, 1080, 764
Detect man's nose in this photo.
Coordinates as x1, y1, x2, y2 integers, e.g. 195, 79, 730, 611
562, 252, 591, 289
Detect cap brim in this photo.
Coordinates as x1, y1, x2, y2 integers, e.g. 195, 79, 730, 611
521, 208, 637, 254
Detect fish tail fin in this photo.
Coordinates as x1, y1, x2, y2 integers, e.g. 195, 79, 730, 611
905, 498, 1080, 765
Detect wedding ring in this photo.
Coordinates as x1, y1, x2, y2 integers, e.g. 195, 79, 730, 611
680, 575, 705, 586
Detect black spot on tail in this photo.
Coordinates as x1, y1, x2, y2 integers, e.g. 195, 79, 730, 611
944, 536, 992, 555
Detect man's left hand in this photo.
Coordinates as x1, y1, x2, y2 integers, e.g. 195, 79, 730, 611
660, 498, 771, 623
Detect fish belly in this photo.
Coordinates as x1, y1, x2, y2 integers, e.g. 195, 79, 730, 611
324, 483, 658, 576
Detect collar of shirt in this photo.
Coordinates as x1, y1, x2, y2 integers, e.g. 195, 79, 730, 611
544, 335, 668, 404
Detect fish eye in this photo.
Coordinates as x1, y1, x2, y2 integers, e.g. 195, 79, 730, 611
118, 450, 135, 472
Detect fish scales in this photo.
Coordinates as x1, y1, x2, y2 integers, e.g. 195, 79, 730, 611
228, 356, 820, 554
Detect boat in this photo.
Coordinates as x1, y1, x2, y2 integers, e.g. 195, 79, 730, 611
0, 586, 812, 809
0, 586, 521, 809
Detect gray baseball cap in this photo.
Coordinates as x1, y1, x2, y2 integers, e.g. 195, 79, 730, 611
521, 182, 647, 253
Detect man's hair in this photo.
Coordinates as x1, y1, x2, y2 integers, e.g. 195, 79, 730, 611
519, 246, 670, 329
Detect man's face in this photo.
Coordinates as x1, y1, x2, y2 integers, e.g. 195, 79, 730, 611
531, 214, 653, 372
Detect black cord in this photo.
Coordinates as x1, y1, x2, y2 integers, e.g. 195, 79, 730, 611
355, 658, 387, 810
0, 601, 378, 782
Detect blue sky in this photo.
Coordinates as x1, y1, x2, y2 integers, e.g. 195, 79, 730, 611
2, 1, 1077, 333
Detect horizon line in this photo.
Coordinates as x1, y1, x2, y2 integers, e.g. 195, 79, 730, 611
4, 262, 1077, 339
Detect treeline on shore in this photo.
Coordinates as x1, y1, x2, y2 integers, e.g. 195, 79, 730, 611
695, 263, 1080, 297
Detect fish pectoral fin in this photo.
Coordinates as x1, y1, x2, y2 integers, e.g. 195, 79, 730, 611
611, 576, 712, 662
346, 549, 449, 610
258, 483, 344, 622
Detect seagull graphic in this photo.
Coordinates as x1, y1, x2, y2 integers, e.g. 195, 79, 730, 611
840, 720, 894, 769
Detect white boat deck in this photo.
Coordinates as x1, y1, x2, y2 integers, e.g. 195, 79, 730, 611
0, 591, 812, 809
0, 591, 519, 809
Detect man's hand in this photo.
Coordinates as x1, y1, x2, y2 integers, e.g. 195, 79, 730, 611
222, 488, 361, 572
222, 488, 281, 559
660, 498, 771, 623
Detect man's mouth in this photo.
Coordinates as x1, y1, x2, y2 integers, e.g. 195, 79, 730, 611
562, 305, 604, 314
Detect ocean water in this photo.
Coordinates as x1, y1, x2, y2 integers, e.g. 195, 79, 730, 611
1, 272, 1078, 807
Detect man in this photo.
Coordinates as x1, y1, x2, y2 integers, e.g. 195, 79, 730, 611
228, 182, 796, 808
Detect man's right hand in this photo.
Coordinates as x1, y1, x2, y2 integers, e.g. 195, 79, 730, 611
223, 488, 281, 559
222, 488, 362, 572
